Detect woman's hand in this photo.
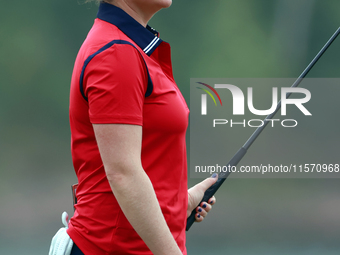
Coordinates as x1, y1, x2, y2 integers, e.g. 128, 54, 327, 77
187, 174, 218, 222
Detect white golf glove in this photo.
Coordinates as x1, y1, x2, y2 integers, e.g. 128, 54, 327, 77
48, 212, 74, 255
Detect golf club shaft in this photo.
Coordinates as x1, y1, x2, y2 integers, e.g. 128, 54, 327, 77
186, 27, 340, 231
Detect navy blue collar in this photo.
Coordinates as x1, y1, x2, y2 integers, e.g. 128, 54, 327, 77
97, 2, 163, 56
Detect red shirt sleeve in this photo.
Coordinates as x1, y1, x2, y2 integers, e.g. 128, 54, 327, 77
83, 44, 148, 125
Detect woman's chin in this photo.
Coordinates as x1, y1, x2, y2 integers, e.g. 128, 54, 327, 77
159, 0, 172, 9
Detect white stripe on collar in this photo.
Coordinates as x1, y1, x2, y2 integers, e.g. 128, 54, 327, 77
144, 37, 160, 54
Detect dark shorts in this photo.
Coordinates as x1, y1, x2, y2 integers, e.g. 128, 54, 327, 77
71, 243, 84, 255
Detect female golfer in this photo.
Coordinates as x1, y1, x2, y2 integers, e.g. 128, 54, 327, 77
57, 0, 217, 254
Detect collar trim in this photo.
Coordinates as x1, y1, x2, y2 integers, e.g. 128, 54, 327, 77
97, 2, 162, 56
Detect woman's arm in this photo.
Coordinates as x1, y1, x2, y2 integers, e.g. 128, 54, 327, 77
93, 124, 182, 255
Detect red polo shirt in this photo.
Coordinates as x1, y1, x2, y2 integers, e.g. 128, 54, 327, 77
67, 2, 189, 255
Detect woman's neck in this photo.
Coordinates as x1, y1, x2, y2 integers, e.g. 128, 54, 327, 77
107, 0, 155, 27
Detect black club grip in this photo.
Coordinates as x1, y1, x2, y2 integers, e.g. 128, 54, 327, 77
186, 147, 247, 231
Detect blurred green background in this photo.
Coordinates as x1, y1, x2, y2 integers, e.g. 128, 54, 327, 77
1, 0, 340, 254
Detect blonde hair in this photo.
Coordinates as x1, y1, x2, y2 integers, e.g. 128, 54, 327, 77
84, 1, 115, 6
